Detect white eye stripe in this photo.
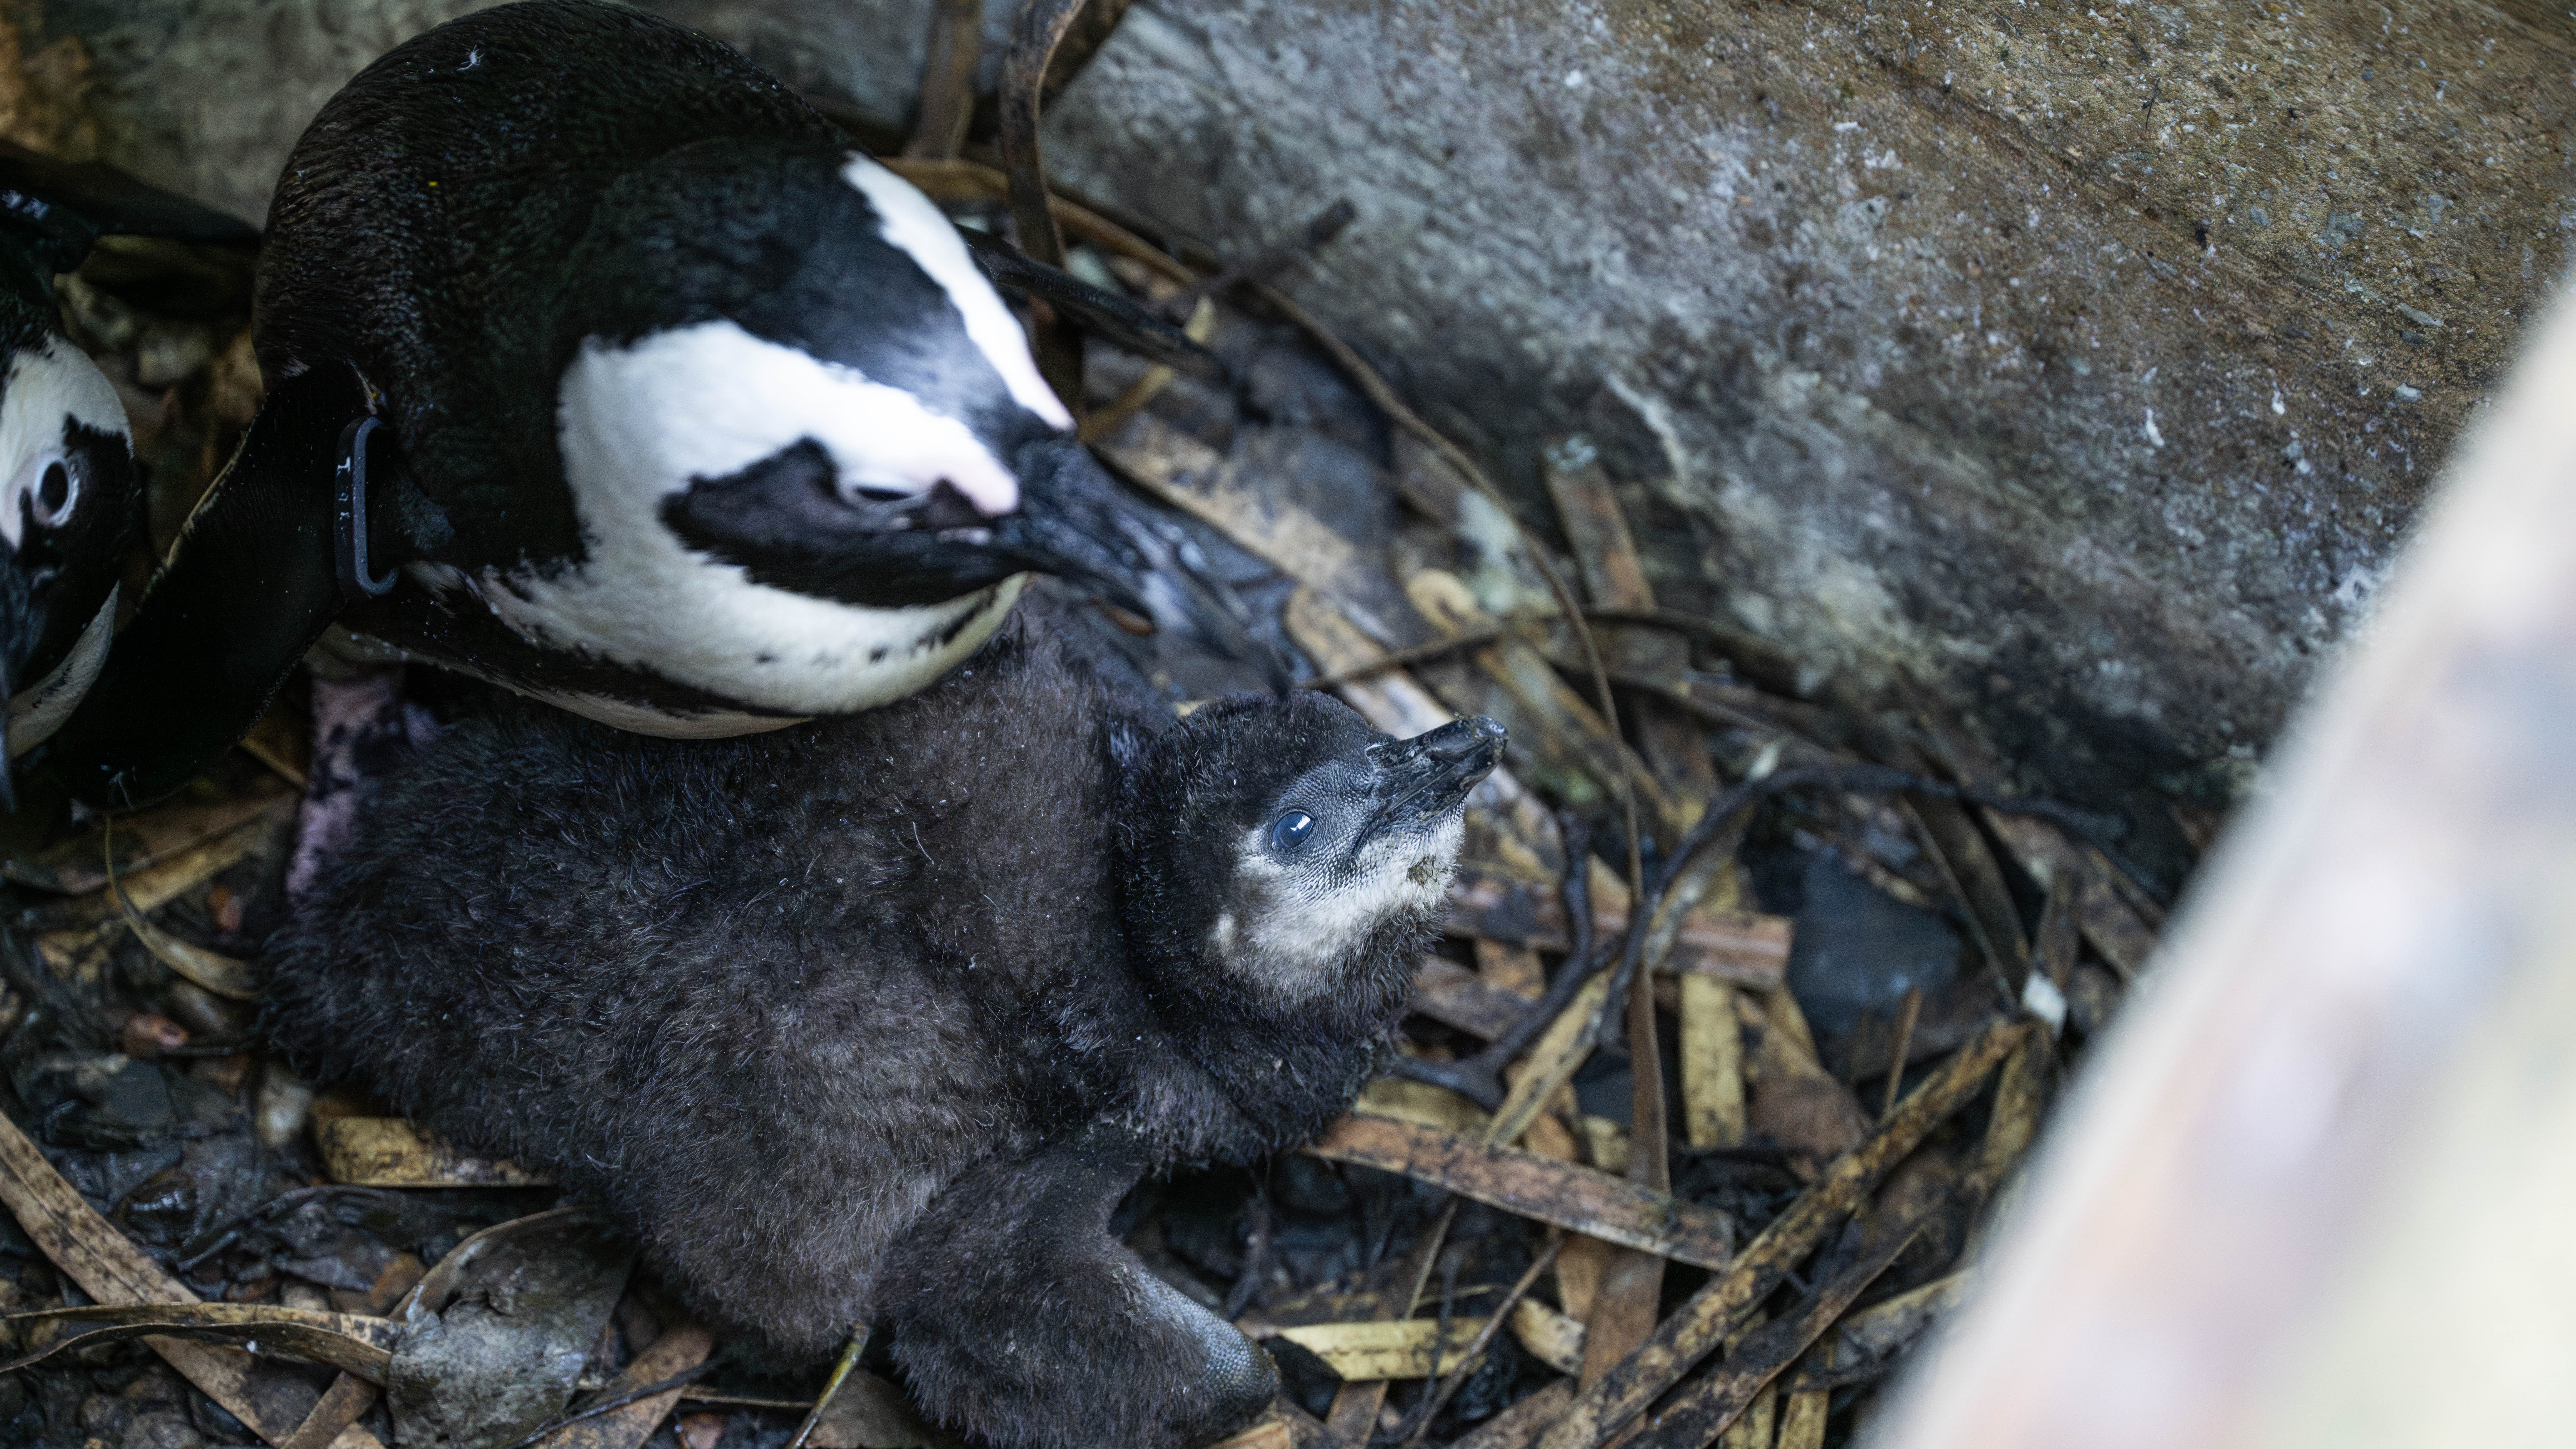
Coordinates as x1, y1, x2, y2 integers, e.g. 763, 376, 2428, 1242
839, 154, 1074, 432
561, 320, 1021, 515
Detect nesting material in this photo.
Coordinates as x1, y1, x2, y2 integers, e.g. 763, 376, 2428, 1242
0, 3, 2187, 1445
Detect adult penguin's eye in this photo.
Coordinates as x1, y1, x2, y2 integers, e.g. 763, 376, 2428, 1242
35, 461, 71, 522
1270, 810, 1316, 851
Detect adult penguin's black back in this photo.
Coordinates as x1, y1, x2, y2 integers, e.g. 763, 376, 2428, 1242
40, 0, 1248, 809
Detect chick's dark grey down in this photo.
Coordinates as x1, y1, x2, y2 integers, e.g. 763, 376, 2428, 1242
263, 619, 1500, 1449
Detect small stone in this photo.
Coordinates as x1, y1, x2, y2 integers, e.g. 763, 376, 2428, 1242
79, 1396, 130, 1436
253, 1066, 315, 1150
120, 1410, 202, 1449
119, 1014, 190, 1059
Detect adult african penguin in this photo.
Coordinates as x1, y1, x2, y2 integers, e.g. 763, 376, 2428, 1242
0, 143, 258, 804
264, 614, 1505, 1449
37, 0, 1253, 811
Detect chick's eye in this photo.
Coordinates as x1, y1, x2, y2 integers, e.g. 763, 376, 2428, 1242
1270, 810, 1316, 851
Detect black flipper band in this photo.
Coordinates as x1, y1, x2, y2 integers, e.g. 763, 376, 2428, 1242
334, 417, 400, 602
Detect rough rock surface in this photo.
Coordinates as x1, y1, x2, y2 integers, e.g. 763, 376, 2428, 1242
9, 0, 2572, 809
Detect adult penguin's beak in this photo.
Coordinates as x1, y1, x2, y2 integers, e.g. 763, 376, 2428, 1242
658, 433, 1290, 689
999, 439, 1289, 690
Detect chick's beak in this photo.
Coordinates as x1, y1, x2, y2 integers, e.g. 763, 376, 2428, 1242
998, 438, 1289, 689
1368, 715, 1507, 825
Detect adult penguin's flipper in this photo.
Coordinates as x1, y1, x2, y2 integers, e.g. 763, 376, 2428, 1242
0, 141, 260, 277
31, 364, 366, 811
953, 227, 1220, 377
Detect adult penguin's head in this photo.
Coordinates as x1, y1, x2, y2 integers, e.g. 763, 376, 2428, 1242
0, 332, 135, 800
529, 144, 1262, 716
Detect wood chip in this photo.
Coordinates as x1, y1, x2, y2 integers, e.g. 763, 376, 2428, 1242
1775, 1344, 1831, 1449
536, 1323, 715, 1449
1541, 437, 1652, 613
41, 818, 268, 927
1915, 718, 2159, 978
1509, 1299, 1586, 1377
1575, 1118, 1628, 1177
1205, 1416, 1295, 1449
1443, 863, 1790, 988
1304, 1117, 1731, 1269
1486, 974, 1612, 1149
0, 786, 291, 894
317, 1118, 554, 1188
1680, 977, 1747, 1150
1354, 1077, 1491, 1137
1576, 1247, 1660, 1389
1538, 436, 1714, 814
1475, 939, 1546, 1001
899, 0, 982, 160
1451, 1381, 1576, 1449
802, 1367, 965, 1449
109, 857, 258, 1000
1269, 1317, 1492, 1379
1412, 958, 1530, 1041
1628, 1224, 1921, 1449
1532, 1020, 2030, 1449
1716, 1317, 1773, 1449
1320, 1199, 1457, 1447
1548, 1235, 1610, 1320
1782, 1273, 1971, 1390
279, 1375, 379, 1449
1967, 1030, 2052, 1202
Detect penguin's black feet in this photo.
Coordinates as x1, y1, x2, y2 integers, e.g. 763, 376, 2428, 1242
879, 1136, 1277, 1449
284, 646, 439, 898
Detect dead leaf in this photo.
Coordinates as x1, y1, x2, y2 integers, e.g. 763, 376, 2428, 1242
390, 1210, 633, 1448
0, 1302, 397, 1379
806, 1369, 965, 1449
109, 848, 259, 1001
0, 1095, 388, 1448
0, 785, 291, 895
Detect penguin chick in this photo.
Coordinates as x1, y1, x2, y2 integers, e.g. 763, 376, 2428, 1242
262, 623, 1503, 1449
0, 143, 258, 801
41, 0, 1265, 812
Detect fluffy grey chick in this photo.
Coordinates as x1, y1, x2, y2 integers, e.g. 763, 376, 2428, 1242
261, 619, 1502, 1449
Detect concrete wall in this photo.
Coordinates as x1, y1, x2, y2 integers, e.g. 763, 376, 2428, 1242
13, 0, 2571, 812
